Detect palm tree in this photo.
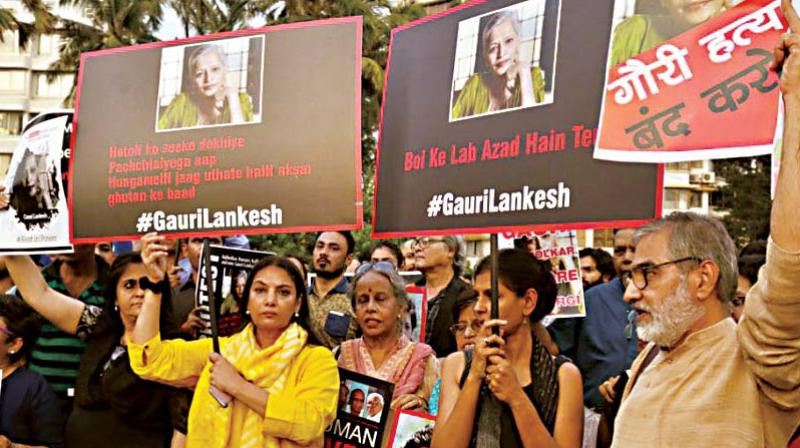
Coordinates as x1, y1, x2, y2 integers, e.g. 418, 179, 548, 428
0, 0, 55, 48
49, 0, 163, 104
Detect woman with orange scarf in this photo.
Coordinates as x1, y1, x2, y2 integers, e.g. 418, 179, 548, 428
336, 261, 438, 412
129, 234, 338, 447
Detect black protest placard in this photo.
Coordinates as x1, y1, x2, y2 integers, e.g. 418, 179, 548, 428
373, 0, 663, 238
326, 368, 395, 448
196, 244, 274, 338
70, 18, 362, 243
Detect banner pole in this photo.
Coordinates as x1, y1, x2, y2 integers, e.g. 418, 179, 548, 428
204, 238, 231, 407
490, 233, 499, 336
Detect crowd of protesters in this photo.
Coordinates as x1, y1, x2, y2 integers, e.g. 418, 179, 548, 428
0, 14, 800, 448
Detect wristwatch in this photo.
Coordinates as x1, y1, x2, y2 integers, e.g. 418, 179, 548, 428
139, 276, 170, 295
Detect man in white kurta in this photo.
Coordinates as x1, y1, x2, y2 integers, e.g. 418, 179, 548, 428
612, 6, 800, 445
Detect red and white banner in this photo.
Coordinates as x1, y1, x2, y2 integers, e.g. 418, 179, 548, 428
595, 0, 785, 163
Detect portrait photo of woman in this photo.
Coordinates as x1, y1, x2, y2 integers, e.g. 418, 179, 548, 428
156, 35, 264, 131
449, 0, 560, 121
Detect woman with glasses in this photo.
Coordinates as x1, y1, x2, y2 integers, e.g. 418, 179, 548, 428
430, 289, 479, 416
0, 295, 64, 448
335, 261, 439, 412
432, 249, 583, 448
2, 250, 176, 448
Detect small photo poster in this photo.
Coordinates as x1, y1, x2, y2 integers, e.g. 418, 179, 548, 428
499, 229, 585, 318
327, 368, 395, 448
388, 409, 436, 448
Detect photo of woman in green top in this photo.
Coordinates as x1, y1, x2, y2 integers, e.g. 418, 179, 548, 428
610, 0, 732, 67
157, 42, 256, 131
451, 10, 547, 120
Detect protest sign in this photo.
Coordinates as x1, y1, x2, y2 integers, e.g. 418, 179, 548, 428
387, 410, 436, 448
595, 0, 785, 163
196, 244, 274, 338
1, 113, 73, 254
499, 230, 585, 318
70, 17, 362, 243
373, 0, 662, 238
404, 286, 427, 343
327, 368, 395, 448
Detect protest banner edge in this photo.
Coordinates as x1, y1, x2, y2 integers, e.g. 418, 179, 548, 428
69, 16, 364, 244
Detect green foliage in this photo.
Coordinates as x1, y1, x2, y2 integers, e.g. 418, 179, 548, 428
52, 0, 164, 104
0, 0, 55, 49
714, 155, 772, 248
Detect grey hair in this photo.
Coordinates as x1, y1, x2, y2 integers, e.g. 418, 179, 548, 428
348, 264, 409, 310
482, 10, 522, 51
442, 236, 466, 275
187, 44, 225, 74
634, 212, 738, 306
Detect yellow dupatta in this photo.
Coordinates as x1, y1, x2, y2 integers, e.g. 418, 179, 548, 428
188, 323, 307, 448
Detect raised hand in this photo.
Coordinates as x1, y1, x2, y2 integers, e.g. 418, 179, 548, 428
140, 232, 169, 283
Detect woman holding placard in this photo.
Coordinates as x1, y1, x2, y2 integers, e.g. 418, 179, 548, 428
432, 249, 584, 448
2, 251, 175, 447
335, 261, 438, 412
129, 233, 338, 447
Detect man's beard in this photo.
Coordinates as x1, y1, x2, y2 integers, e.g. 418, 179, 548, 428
315, 265, 345, 280
635, 278, 705, 348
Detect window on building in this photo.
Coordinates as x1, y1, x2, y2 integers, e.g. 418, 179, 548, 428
35, 34, 61, 56
33, 73, 74, 98
594, 228, 615, 248
0, 31, 18, 54
0, 112, 23, 135
664, 189, 703, 210
0, 70, 26, 92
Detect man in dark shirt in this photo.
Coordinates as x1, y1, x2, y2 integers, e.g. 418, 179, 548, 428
414, 235, 470, 358
549, 229, 639, 409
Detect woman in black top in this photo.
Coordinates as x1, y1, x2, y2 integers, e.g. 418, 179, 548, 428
433, 249, 583, 448
0, 295, 63, 448
4, 252, 175, 448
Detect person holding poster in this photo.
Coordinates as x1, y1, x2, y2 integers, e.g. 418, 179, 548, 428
451, 10, 545, 119
157, 44, 254, 131
604, 4, 800, 444
433, 249, 583, 448
336, 262, 439, 412
2, 251, 174, 447
129, 234, 338, 447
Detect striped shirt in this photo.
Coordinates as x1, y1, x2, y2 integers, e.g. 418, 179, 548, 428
20, 257, 108, 397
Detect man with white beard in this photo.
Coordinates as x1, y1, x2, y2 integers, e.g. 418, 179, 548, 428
611, 4, 800, 445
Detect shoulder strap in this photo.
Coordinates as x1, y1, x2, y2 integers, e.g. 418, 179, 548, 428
459, 349, 473, 388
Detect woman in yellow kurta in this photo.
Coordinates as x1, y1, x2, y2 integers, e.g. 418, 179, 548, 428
129, 233, 338, 448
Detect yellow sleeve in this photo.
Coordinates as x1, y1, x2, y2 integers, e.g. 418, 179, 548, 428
128, 332, 213, 383
263, 346, 340, 444
532, 67, 545, 103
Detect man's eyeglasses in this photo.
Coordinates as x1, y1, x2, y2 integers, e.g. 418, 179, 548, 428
0, 327, 15, 338
414, 237, 445, 249
449, 320, 481, 335
355, 260, 397, 276
630, 257, 702, 290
